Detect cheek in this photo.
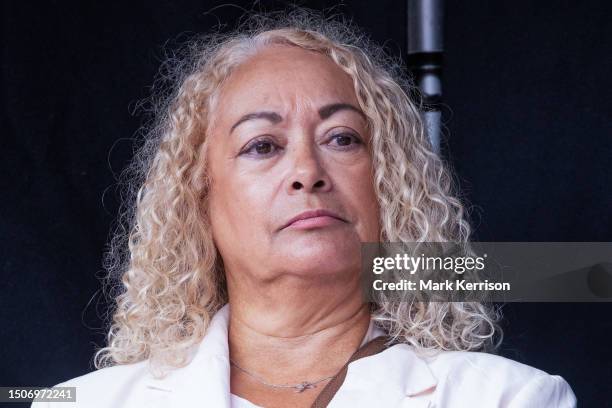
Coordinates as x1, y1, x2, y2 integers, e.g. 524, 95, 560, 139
208, 166, 275, 245
362, 194, 381, 240
340, 163, 380, 240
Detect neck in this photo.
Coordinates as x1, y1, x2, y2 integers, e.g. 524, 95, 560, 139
226, 272, 371, 386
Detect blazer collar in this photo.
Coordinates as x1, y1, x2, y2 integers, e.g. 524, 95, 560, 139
142, 304, 438, 407
143, 304, 232, 408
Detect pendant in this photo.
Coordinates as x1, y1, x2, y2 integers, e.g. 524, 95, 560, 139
295, 382, 316, 393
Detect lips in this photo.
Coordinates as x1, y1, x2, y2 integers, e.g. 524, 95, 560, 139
280, 209, 347, 230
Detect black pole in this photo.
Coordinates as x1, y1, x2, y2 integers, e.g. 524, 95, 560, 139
407, 0, 444, 154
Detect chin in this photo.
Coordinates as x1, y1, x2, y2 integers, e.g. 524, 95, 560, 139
277, 235, 362, 276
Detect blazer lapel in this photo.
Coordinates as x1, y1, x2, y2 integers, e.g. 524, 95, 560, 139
329, 343, 438, 407
142, 304, 232, 408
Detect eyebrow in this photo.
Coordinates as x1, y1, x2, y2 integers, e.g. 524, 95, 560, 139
229, 103, 366, 134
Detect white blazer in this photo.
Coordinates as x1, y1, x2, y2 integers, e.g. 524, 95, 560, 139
32, 304, 576, 408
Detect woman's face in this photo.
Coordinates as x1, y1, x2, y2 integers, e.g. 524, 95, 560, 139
207, 44, 380, 282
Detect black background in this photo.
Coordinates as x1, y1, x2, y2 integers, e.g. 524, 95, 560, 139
2, 1, 611, 406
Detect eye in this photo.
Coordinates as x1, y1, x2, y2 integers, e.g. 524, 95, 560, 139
327, 132, 363, 149
239, 137, 280, 157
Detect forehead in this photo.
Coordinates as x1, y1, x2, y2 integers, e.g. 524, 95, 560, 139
213, 44, 359, 124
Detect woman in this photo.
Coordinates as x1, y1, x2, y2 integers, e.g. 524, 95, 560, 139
33, 9, 576, 408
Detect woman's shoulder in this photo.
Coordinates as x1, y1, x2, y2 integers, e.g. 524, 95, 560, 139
56, 360, 150, 388
428, 348, 576, 406
371, 343, 577, 407
424, 347, 550, 378
31, 360, 152, 408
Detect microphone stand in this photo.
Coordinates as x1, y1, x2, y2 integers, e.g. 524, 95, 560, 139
407, 0, 444, 155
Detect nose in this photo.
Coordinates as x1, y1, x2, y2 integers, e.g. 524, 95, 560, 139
286, 143, 332, 194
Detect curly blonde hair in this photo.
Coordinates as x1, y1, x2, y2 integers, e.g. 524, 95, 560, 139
94, 8, 501, 377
